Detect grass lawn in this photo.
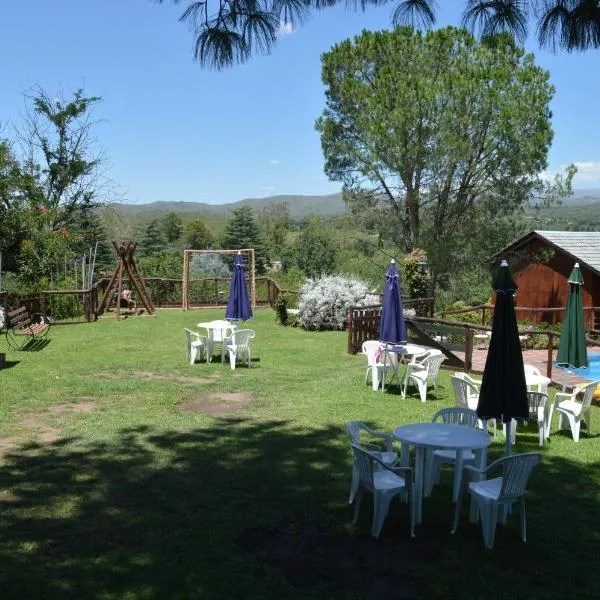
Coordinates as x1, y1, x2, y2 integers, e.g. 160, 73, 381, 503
1, 307, 600, 599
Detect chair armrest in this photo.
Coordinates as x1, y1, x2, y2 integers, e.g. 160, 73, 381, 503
386, 465, 413, 489
554, 391, 576, 404
359, 424, 395, 451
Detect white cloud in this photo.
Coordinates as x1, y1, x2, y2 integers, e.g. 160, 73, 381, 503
543, 161, 600, 184
279, 22, 294, 36
270, 159, 279, 165
571, 161, 600, 183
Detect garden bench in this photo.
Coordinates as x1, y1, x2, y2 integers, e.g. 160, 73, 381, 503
5, 306, 49, 350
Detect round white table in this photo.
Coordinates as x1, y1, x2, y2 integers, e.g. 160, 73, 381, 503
394, 422, 491, 525
526, 373, 551, 393
381, 344, 428, 393
196, 320, 237, 363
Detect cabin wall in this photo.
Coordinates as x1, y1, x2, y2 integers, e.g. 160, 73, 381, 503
509, 239, 598, 325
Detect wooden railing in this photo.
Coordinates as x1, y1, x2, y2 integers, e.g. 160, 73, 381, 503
437, 303, 600, 333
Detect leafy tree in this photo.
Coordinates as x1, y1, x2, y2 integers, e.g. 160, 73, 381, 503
157, 0, 600, 69
316, 27, 572, 284
257, 201, 290, 258
182, 219, 214, 249
161, 212, 183, 245
221, 206, 267, 273
295, 219, 337, 279
140, 219, 166, 257
22, 87, 104, 229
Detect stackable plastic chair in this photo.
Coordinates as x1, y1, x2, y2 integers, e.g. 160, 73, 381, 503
350, 444, 415, 538
346, 421, 398, 504
524, 364, 549, 393
362, 340, 398, 390
452, 453, 541, 549
426, 407, 479, 500
402, 351, 446, 402
184, 328, 206, 365
450, 375, 496, 434
224, 329, 255, 370
551, 381, 599, 442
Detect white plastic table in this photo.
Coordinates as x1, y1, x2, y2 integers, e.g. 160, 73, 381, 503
381, 344, 427, 393
394, 422, 491, 524
196, 320, 237, 362
526, 373, 551, 392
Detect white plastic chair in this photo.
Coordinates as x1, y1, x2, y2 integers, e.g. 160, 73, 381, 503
351, 444, 415, 538
204, 320, 237, 363
551, 380, 599, 442
524, 364, 548, 394
504, 391, 549, 447
346, 421, 398, 504
224, 328, 255, 370
450, 375, 496, 434
184, 328, 206, 365
361, 341, 398, 390
452, 453, 541, 549
402, 351, 446, 402
425, 407, 479, 500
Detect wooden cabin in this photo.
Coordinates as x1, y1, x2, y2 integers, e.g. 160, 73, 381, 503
495, 230, 600, 330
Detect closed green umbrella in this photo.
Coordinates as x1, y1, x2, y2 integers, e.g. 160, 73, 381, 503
477, 260, 529, 456
556, 262, 588, 390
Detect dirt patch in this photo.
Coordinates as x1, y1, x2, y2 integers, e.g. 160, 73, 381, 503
132, 370, 219, 384
47, 401, 96, 414
181, 391, 252, 415
21, 416, 61, 444
239, 521, 449, 599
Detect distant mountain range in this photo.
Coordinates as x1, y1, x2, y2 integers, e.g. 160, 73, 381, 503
109, 193, 347, 219
109, 188, 600, 220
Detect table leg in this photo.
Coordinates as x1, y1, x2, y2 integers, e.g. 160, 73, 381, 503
414, 447, 425, 525
469, 447, 488, 522
453, 451, 463, 503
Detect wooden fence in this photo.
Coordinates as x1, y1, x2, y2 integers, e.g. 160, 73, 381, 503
437, 303, 600, 333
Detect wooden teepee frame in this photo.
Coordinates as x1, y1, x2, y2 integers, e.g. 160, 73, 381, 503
97, 242, 155, 318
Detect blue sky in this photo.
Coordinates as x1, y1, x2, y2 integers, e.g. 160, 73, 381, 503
1, 1, 599, 205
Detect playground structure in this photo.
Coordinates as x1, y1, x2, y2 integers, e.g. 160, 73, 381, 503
96, 242, 155, 319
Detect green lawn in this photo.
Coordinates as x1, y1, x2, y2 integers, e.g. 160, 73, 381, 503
1, 308, 599, 599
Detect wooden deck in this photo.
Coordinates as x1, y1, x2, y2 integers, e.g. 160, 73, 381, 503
453, 346, 600, 390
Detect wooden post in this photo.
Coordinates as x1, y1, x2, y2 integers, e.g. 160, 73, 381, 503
182, 251, 189, 310
464, 327, 473, 372
547, 332, 554, 379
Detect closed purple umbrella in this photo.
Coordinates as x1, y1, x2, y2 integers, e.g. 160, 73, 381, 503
225, 252, 253, 321
379, 259, 407, 344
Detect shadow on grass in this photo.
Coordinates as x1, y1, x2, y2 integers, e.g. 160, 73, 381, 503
1, 420, 600, 599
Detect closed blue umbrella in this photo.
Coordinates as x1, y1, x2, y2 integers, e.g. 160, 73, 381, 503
477, 260, 529, 456
225, 252, 253, 321
379, 259, 407, 344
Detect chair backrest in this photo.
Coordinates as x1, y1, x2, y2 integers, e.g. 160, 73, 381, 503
524, 364, 541, 377
351, 444, 376, 493
231, 328, 255, 348
496, 453, 540, 501
579, 381, 600, 411
432, 407, 478, 428
450, 376, 479, 409
210, 320, 237, 342
527, 391, 547, 419
453, 372, 482, 391
423, 354, 446, 383
184, 328, 196, 346
346, 421, 363, 446
362, 340, 381, 367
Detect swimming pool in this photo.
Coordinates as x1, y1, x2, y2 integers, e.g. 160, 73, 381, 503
555, 353, 600, 381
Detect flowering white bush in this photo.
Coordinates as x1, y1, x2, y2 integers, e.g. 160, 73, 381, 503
297, 274, 380, 331
404, 307, 416, 319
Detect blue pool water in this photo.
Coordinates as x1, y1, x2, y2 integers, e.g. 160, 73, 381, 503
555, 354, 600, 381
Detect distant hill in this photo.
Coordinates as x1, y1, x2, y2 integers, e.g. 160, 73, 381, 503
109, 193, 347, 220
